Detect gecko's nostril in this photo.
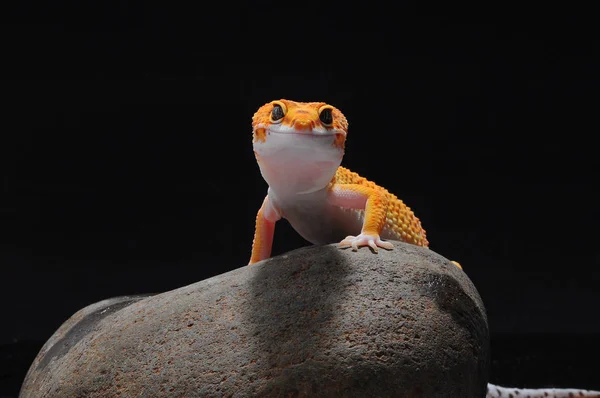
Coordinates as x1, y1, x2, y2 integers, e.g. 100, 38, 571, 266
293, 119, 314, 131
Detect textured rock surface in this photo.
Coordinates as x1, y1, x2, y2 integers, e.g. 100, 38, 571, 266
21, 242, 490, 397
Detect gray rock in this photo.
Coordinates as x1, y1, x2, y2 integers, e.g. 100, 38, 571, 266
20, 242, 489, 397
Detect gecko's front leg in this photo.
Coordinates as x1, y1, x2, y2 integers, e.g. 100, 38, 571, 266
248, 195, 281, 265
328, 184, 394, 252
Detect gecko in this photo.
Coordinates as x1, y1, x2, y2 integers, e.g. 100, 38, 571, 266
248, 99, 600, 398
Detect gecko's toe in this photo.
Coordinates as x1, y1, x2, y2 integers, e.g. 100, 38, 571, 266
368, 239, 379, 252
338, 234, 394, 253
378, 240, 394, 250
338, 235, 357, 250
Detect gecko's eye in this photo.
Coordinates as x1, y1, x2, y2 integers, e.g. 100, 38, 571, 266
318, 106, 333, 126
270, 103, 285, 123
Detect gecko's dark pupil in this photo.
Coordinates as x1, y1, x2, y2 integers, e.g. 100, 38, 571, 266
271, 104, 284, 121
319, 108, 333, 125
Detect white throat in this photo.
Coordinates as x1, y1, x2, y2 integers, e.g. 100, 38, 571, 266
253, 127, 344, 197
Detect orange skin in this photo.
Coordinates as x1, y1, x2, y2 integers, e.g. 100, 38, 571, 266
248, 106, 600, 398
249, 99, 435, 266
252, 100, 348, 149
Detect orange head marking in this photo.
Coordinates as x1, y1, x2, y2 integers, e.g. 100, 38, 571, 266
251, 100, 348, 194
252, 99, 348, 149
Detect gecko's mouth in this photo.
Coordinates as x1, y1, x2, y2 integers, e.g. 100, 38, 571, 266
254, 123, 346, 152
266, 127, 341, 137
270, 131, 336, 137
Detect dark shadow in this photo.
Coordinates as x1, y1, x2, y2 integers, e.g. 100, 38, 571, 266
421, 273, 489, 346
34, 294, 155, 373
245, 244, 349, 395
419, 272, 490, 395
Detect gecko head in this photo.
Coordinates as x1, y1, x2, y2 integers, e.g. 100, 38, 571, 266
251, 99, 348, 195
252, 99, 348, 147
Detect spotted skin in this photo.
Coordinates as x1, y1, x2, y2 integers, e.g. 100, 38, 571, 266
248, 100, 599, 396
486, 384, 600, 398
331, 166, 428, 247
249, 99, 428, 264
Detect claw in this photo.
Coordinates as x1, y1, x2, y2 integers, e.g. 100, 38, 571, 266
368, 239, 378, 252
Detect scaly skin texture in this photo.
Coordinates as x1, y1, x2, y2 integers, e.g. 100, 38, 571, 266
251, 100, 348, 149
331, 166, 428, 247
248, 100, 600, 398
249, 99, 428, 265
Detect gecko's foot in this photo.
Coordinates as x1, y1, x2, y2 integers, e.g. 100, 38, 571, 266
338, 234, 394, 253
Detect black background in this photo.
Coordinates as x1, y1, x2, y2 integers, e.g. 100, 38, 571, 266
2, 2, 599, 396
